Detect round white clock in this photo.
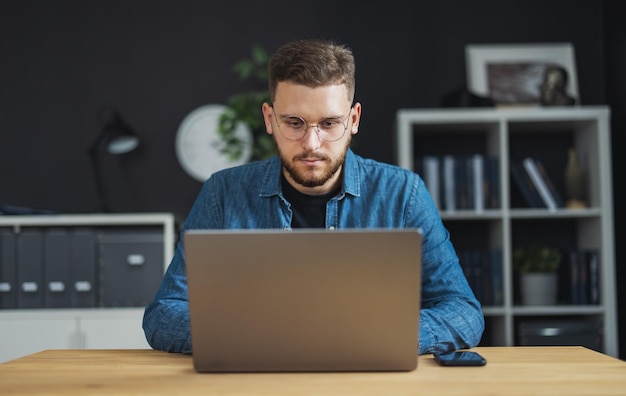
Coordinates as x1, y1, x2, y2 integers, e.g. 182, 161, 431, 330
175, 104, 253, 182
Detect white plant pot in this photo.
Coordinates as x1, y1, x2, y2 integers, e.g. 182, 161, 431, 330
520, 272, 558, 306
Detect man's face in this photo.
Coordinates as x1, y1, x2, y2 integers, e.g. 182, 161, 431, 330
262, 82, 361, 195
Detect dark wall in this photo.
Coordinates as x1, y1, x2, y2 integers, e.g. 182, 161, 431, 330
1, 1, 623, 357
0, 0, 609, 217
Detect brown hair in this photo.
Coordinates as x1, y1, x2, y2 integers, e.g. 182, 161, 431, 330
268, 39, 355, 104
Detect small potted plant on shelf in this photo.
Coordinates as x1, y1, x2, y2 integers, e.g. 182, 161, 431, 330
513, 244, 562, 306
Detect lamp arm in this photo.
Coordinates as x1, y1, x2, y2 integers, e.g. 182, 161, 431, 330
88, 128, 110, 156
89, 140, 109, 212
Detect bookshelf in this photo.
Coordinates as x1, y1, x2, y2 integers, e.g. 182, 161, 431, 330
395, 106, 617, 357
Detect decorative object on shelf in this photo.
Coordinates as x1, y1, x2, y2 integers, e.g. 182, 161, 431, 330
217, 44, 275, 162
465, 43, 579, 107
539, 65, 576, 106
563, 147, 587, 209
440, 85, 495, 108
513, 245, 562, 306
88, 106, 140, 212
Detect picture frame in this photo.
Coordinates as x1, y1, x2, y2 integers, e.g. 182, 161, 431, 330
465, 43, 579, 107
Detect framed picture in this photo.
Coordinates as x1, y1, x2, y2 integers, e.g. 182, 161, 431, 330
465, 43, 579, 107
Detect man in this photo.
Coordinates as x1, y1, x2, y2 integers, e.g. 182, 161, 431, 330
143, 38, 484, 355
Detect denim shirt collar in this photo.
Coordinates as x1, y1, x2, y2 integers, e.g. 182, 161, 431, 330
259, 148, 361, 198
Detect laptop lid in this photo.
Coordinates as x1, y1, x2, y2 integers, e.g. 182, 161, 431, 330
184, 228, 422, 372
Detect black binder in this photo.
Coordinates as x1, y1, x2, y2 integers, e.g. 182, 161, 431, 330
17, 230, 44, 308
0, 230, 17, 308
44, 229, 71, 308
70, 229, 97, 308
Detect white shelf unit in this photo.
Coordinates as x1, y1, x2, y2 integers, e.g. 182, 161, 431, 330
395, 106, 617, 357
0, 213, 176, 363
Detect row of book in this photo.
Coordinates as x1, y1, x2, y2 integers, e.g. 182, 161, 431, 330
459, 248, 600, 307
558, 249, 601, 305
510, 157, 565, 210
458, 249, 503, 307
415, 154, 500, 212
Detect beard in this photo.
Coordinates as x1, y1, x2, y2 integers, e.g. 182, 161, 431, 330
275, 139, 350, 188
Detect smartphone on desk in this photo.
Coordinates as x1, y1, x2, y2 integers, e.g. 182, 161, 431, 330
433, 351, 487, 366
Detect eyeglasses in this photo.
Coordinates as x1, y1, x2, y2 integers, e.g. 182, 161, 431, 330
272, 107, 352, 142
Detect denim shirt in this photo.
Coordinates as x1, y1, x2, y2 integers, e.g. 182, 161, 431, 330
143, 149, 484, 355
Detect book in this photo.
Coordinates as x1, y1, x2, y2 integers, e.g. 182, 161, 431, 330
522, 157, 558, 210
456, 156, 471, 210
421, 156, 441, 210
443, 155, 456, 211
472, 154, 484, 212
490, 249, 503, 306
533, 158, 565, 208
511, 161, 545, 208
459, 250, 487, 305
470, 250, 486, 305
577, 250, 589, 305
484, 156, 500, 209
586, 250, 600, 305
567, 250, 588, 305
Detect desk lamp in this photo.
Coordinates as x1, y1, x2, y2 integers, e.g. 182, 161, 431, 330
88, 107, 140, 212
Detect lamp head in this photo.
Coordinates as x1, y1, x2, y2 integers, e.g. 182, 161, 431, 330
90, 108, 140, 156
101, 112, 140, 155
88, 106, 141, 213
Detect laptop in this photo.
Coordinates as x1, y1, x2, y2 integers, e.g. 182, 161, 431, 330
184, 228, 422, 373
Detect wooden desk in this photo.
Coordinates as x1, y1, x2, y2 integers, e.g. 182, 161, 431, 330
1, 347, 625, 395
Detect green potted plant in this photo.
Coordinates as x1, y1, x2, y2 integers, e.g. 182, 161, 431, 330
513, 245, 562, 305
217, 44, 276, 162
513, 245, 562, 273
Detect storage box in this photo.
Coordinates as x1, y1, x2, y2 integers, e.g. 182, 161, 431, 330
516, 318, 603, 352
98, 229, 164, 307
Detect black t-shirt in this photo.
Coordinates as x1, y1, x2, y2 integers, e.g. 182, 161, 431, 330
281, 175, 340, 228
